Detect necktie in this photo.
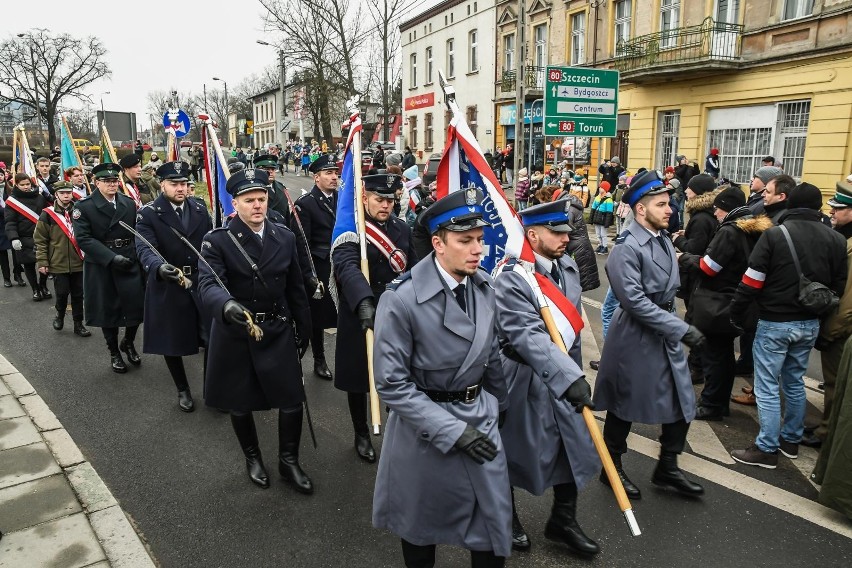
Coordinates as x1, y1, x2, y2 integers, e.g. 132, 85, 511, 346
656, 235, 668, 252
175, 206, 182, 220
454, 283, 467, 314
551, 262, 561, 288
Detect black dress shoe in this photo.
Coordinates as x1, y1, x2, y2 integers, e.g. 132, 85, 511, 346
800, 433, 822, 448
178, 390, 195, 413
40, 286, 51, 299
354, 433, 376, 463
3, 280, 11, 288
73, 321, 91, 337
695, 405, 724, 421
599, 454, 641, 500
15, 277, 26, 287
53, 313, 64, 331
512, 511, 531, 552
32, 290, 43, 302
119, 340, 141, 366
111, 352, 128, 374
652, 452, 704, 496
313, 359, 332, 380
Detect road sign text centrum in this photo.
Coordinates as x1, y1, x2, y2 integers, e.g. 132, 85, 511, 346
544, 66, 620, 137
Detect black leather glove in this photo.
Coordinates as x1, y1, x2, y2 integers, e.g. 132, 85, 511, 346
157, 263, 182, 284
454, 425, 497, 465
681, 325, 707, 350
295, 330, 310, 358
356, 298, 376, 331
223, 300, 250, 326
498, 410, 506, 429
562, 378, 595, 413
110, 255, 135, 271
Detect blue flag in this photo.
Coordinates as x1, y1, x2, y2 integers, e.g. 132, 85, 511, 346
215, 151, 233, 218
330, 114, 363, 248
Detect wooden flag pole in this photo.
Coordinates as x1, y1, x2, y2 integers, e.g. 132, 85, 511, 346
346, 97, 382, 436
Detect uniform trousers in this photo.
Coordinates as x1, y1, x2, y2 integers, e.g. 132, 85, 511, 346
603, 413, 689, 455
699, 333, 737, 412
400, 540, 505, 568
102, 325, 139, 353
311, 326, 326, 361
0, 250, 22, 281
53, 272, 84, 319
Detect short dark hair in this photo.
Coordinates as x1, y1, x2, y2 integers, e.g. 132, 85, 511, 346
768, 174, 797, 199
36, 156, 50, 165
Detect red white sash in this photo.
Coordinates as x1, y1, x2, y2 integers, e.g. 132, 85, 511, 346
72, 186, 87, 200
5, 196, 40, 224
509, 262, 584, 347
365, 220, 407, 273
122, 180, 142, 209
44, 207, 84, 260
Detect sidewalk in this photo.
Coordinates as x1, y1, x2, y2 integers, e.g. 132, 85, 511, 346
0, 354, 156, 568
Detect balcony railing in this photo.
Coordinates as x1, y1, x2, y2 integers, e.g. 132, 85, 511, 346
499, 65, 546, 93
614, 17, 743, 74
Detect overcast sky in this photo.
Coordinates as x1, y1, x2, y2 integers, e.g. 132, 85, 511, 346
0, 0, 281, 125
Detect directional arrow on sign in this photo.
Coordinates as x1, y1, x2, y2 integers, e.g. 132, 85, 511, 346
547, 122, 558, 128
552, 86, 558, 97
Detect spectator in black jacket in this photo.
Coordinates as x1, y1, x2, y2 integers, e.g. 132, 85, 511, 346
680, 187, 773, 420
730, 183, 848, 469
762, 174, 794, 224
401, 147, 416, 170
560, 193, 600, 291
705, 148, 720, 178
746, 166, 783, 216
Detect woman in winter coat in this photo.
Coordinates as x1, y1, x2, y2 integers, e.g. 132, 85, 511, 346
678, 187, 771, 420
705, 148, 720, 178
4, 173, 51, 300
556, 191, 600, 292
514, 168, 530, 210
589, 181, 615, 254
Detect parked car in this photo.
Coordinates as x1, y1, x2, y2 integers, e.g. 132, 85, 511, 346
336, 151, 374, 176
119, 142, 152, 151
368, 141, 396, 152
73, 138, 101, 161
421, 153, 442, 186
179, 140, 195, 148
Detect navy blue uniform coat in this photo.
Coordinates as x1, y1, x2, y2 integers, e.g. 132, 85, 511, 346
294, 185, 337, 328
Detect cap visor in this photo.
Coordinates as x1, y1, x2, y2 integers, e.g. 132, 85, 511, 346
827, 198, 849, 208
443, 218, 491, 232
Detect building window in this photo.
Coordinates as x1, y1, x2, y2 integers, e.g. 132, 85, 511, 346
410, 53, 417, 88
534, 24, 547, 67
474, 2, 477, 12
570, 13, 585, 66
706, 127, 773, 184
776, 100, 810, 179
469, 30, 478, 72
614, 0, 631, 52
447, 39, 455, 78
660, 0, 680, 48
426, 47, 433, 83
425, 113, 434, 151
656, 110, 680, 171
783, 0, 813, 20
409, 116, 418, 148
467, 105, 478, 137
503, 34, 515, 71
715, 0, 740, 23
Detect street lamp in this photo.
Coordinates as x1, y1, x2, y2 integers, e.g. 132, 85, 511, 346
100, 91, 111, 116
212, 77, 229, 147
17, 32, 43, 147
257, 40, 287, 144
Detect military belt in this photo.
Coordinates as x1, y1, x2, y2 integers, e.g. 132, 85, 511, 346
418, 382, 483, 404
102, 238, 132, 248
499, 343, 526, 365
656, 300, 675, 312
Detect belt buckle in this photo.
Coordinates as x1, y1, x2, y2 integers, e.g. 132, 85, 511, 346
113, 239, 123, 247
254, 312, 267, 323
463, 385, 478, 403
182, 266, 192, 275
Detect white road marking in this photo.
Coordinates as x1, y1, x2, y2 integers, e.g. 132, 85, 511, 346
581, 296, 603, 310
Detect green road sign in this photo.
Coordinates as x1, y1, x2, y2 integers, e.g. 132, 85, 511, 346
543, 66, 620, 137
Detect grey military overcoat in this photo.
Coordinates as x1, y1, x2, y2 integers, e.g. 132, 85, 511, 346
372, 254, 512, 557
593, 222, 695, 424
495, 256, 600, 494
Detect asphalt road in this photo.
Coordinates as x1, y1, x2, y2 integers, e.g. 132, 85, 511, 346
0, 170, 849, 567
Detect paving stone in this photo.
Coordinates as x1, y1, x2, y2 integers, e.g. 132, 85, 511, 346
0, 512, 106, 568
19, 393, 62, 432
66, 462, 117, 514
0, 379, 9, 397
0, 355, 16, 376
43, 428, 86, 468
2, 372, 34, 397
0, 394, 26, 421
0, 473, 81, 532
0, 415, 41, 451
89, 506, 156, 568
0, 442, 62, 490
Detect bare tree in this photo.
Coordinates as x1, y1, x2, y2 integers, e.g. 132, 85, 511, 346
62, 104, 98, 140
0, 29, 110, 147
367, 0, 404, 141
146, 90, 201, 143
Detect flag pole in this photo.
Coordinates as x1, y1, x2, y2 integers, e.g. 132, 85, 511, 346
346, 96, 382, 436
11, 126, 19, 176
438, 72, 640, 537
61, 115, 92, 195
101, 120, 131, 200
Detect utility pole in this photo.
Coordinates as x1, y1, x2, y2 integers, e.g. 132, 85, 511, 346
513, 0, 526, 176
213, 78, 229, 146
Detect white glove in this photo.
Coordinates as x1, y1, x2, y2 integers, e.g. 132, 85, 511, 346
11, 239, 22, 251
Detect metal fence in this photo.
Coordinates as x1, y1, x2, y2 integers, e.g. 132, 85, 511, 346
615, 17, 742, 73
499, 65, 547, 92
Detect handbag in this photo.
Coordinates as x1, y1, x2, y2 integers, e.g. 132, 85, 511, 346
779, 225, 839, 316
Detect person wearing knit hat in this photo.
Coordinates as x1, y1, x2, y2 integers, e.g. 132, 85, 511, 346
705, 148, 720, 178
713, 185, 747, 213
786, 181, 823, 210
745, 166, 783, 216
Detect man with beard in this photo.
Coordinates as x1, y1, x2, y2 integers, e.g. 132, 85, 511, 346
495, 199, 600, 556
332, 173, 418, 464
593, 170, 706, 500
73, 163, 145, 373
294, 154, 339, 379
135, 161, 213, 412
119, 154, 159, 207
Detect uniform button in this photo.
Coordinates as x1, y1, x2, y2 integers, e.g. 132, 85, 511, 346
542, 371, 550, 378
420, 432, 429, 439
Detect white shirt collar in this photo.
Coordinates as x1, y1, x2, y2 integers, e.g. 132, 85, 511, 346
533, 251, 558, 274
433, 256, 467, 290
253, 221, 266, 239
641, 224, 661, 238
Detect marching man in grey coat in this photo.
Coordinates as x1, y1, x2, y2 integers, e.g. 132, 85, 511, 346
495, 199, 600, 556
372, 188, 512, 568
593, 170, 706, 499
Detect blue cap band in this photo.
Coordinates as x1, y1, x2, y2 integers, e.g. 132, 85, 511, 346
521, 211, 570, 227
625, 179, 667, 207
427, 204, 485, 233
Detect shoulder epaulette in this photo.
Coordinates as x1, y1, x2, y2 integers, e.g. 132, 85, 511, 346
386, 270, 413, 291
614, 231, 630, 245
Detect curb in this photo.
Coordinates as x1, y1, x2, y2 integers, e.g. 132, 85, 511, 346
0, 354, 157, 568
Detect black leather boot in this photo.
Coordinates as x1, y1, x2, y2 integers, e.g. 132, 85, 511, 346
354, 433, 376, 463
278, 406, 313, 494
652, 451, 704, 496
177, 390, 194, 413
313, 358, 332, 380
599, 452, 641, 499
544, 484, 600, 555
511, 489, 531, 551
110, 351, 127, 374
73, 319, 91, 337
119, 339, 141, 366
230, 413, 269, 489
53, 311, 64, 331
349, 393, 376, 463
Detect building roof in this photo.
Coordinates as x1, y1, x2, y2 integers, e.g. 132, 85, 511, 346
399, 0, 465, 32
